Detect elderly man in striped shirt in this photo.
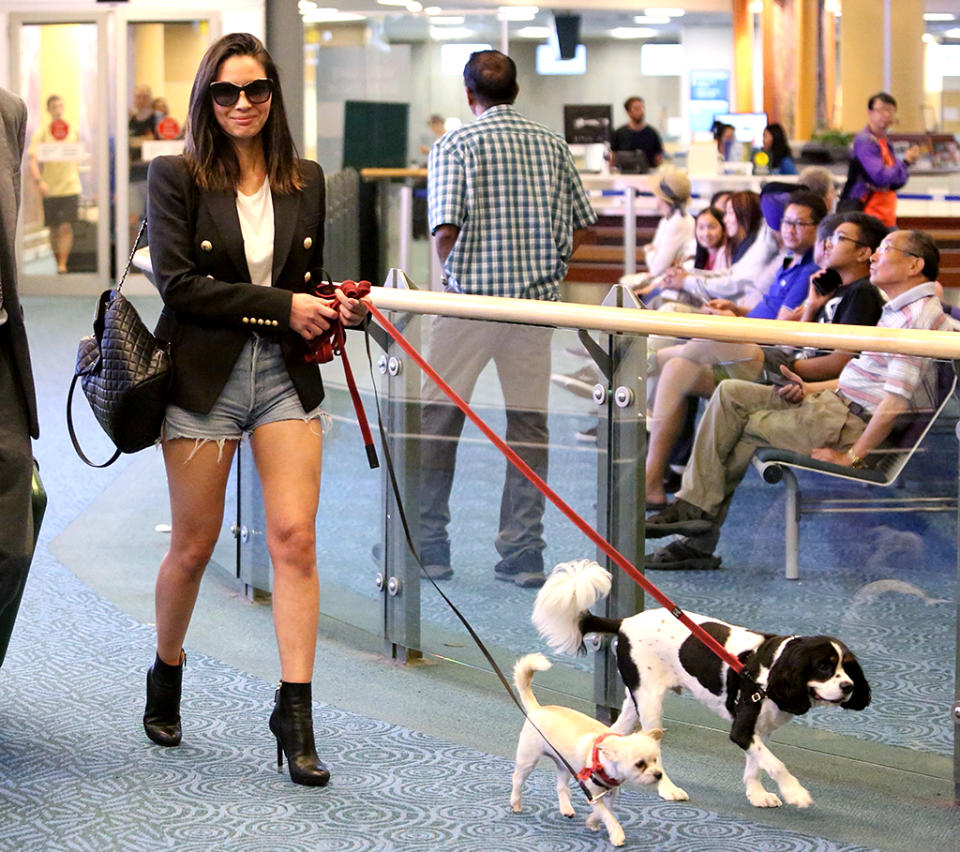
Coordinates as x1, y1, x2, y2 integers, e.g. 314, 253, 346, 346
417, 49, 596, 587
644, 229, 951, 571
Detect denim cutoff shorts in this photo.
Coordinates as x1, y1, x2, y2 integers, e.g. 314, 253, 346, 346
163, 333, 330, 445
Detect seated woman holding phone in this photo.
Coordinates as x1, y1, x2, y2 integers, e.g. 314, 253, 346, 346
643, 210, 888, 509
656, 190, 782, 312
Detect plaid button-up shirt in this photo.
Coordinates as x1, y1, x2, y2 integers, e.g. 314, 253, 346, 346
428, 104, 596, 301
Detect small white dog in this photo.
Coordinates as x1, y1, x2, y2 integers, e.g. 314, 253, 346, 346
511, 652, 664, 847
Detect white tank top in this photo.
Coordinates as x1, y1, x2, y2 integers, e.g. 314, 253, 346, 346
235, 177, 274, 287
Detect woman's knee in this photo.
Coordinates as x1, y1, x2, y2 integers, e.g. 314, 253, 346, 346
267, 521, 316, 567
167, 537, 217, 574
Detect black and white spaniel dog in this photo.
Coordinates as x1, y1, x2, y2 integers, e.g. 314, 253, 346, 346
532, 560, 871, 808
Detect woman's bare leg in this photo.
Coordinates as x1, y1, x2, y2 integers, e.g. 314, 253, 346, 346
155, 438, 237, 664
250, 419, 324, 683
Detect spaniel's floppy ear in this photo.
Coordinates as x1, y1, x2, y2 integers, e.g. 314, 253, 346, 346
840, 654, 871, 711
764, 638, 814, 716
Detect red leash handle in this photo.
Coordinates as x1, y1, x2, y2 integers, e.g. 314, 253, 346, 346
305, 280, 378, 469
364, 301, 749, 678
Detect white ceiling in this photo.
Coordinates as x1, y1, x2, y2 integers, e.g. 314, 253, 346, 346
301, 0, 960, 42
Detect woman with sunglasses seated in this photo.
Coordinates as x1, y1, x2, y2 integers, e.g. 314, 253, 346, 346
144, 33, 366, 787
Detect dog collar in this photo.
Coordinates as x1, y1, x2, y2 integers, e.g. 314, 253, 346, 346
576, 732, 622, 789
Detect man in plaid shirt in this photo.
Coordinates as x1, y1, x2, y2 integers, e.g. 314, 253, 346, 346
418, 49, 596, 587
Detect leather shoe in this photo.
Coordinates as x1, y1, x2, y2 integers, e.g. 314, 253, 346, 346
645, 540, 722, 570
645, 499, 716, 538
494, 552, 544, 587
421, 563, 453, 581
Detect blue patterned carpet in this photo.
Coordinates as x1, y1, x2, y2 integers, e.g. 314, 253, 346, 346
0, 549, 877, 852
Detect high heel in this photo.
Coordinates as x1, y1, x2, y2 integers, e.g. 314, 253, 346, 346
268, 681, 330, 787
143, 650, 185, 747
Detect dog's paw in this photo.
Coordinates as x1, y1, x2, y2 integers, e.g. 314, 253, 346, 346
511, 802, 522, 813
748, 789, 783, 808
782, 782, 813, 808
658, 780, 689, 801
559, 803, 575, 819
586, 814, 602, 831
609, 827, 626, 846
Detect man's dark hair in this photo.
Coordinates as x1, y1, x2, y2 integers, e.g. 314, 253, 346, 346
839, 212, 888, 252
785, 190, 827, 225
46, 94, 62, 110
868, 91, 897, 111
902, 230, 940, 282
816, 212, 843, 242
623, 96, 644, 111
463, 50, 518, 107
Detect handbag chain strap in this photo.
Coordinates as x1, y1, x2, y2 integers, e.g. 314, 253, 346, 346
116, 218, 147, 296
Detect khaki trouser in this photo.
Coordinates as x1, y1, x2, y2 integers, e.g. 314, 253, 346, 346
676, 379, 867, 553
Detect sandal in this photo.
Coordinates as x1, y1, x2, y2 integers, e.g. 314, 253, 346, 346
645, 540, 722, 571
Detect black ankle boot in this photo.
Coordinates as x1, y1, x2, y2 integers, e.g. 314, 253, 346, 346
268, 681, 330, 787
143, 651, 185, 747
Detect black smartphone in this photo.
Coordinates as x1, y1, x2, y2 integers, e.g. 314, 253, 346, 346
812, 268, 842, 296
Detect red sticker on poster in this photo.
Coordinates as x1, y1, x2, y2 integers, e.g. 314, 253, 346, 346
156, 116, 180, 140
50, 118, 69, 141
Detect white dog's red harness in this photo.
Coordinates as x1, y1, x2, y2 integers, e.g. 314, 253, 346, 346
576, 733, 622, 790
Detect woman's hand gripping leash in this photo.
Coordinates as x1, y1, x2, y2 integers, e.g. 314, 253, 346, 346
303, 279, 378, 469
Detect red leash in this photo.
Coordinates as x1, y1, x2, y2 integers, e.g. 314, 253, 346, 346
364, 300, 760, 691
306, 280, 378, 469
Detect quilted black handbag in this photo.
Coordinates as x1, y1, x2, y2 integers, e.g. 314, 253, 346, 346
67, 220, 171, 467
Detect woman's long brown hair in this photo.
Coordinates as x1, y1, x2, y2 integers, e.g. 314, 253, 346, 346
183, 32, 303, 194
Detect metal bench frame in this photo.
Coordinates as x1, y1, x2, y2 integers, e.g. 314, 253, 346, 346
751, 361, 959, 579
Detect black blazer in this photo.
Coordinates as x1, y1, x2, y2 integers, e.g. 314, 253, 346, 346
146, 155, 327, 414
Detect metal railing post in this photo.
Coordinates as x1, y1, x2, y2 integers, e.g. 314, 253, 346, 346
377, 269, 423, 663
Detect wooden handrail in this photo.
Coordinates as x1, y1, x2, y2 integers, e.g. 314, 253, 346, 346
368, 278, 960, 359
360, 168, 427, 180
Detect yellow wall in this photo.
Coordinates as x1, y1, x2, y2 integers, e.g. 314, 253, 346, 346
39, 24, 86, 124
133, 22, 165, 101
839, 0, 925, 132
163, 22, 210, 125
131, 20, 210, 126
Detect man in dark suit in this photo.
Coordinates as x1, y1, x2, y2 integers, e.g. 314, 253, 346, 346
0, 86, 38, 668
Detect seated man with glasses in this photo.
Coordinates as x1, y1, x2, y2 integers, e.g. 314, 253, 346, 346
643, 191, 825, 507
759, 210, 888, 383
645, 229, 951, 571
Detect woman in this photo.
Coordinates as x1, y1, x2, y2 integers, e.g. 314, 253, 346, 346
621, 167, 694, 293
722, 190, 763, 263
660, 191, 773, 307
144, 33, 366, 787
713, 122, 735, 161
691, 206, 729, 272
760, 123, 797, 175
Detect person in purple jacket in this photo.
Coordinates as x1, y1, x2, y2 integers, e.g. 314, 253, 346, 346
841, 92, 920, 227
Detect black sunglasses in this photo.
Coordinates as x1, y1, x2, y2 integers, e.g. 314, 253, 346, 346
209, 78, 273, 107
